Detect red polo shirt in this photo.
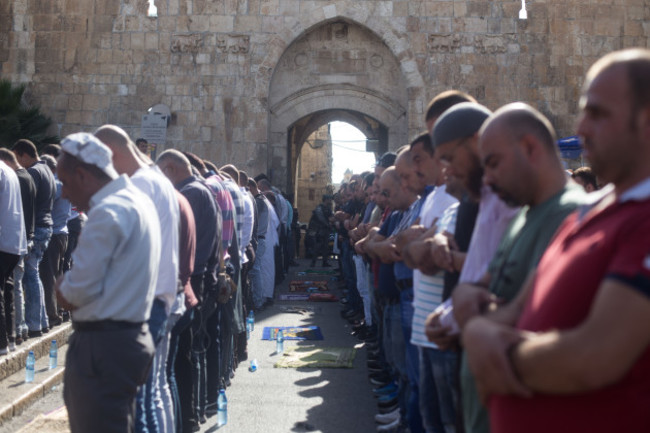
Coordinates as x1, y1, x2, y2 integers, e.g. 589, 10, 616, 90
491, 182, 650, 433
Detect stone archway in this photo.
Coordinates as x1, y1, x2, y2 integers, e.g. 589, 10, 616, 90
267, 18, 410, 192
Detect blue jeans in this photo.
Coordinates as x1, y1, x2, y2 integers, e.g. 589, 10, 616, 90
136, 299, 169, 433
400, 287, 424, 433
13, 253, 28, 336
420, 347, 458, 433
383, 303, 408, 417
24, 226, 51, 332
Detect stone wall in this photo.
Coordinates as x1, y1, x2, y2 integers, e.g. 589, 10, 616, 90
1, 0, 648, 190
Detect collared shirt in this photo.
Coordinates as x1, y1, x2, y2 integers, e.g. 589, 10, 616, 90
0, 161, 27, 256
459, 185, 519, 283
491, 178, 650, 433
132, 165, 180, 313
27, 160, 56, 228
222, 177, 245, 248
176, 175, 218, 276
59, 175, 161, 322
204, 174, 235, 250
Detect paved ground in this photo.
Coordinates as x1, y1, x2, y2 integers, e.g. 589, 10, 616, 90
2, 258, 378, 433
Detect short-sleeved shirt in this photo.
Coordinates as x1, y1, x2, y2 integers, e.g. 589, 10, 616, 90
27, 160, 56, 228
490, 179, 650, 433
460, 182, 586, 433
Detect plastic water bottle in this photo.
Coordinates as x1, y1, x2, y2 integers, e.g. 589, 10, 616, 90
247, 310, 255, 332
25, 351, 35, 383
49, 340, 58, 369
276, 329, 284, 354
217, 388, 227, 427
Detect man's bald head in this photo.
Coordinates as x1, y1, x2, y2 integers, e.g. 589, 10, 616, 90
480, 103, 558, 152
479, 103, 564, 207
94, 125, 133, 151
157, 149, 192, 185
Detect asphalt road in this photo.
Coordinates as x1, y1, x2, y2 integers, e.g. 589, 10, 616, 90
4, 259, 378, 433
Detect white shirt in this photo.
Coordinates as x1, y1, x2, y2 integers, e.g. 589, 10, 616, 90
0, 161, 27, 256
412, 185, 458, 348
239, 187, 254, 264
60, 175, 161, 323
132, 166, 180, 314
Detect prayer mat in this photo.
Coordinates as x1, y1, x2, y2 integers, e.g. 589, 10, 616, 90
308, 293, 338, 302
274, 347, 356, 368
289, 280, 329, 292
262, 326, 324, 341
279, 306, 319, 314
278, 293, 338, 302
305, 269, 338, 275
278, 293, 310, 301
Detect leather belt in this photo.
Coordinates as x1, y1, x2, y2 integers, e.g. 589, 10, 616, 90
73, 320, 145, 332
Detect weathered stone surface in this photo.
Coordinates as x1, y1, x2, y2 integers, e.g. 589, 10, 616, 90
0, 0, 645, 189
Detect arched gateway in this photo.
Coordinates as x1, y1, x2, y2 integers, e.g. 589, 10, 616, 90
266, 18, 418, 191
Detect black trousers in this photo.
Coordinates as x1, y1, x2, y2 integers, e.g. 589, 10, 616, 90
0, 251, 19, 349
64, 324, 154, 433
40, 233, 68, 321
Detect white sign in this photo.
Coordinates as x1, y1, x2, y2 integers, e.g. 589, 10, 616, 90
140, 114, 167, 145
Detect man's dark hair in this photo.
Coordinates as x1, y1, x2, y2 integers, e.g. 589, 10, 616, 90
425, 90, 476, 124
375, 152, 396, 168
12, 139, 38, 158
258, 178, 272, 191
254, 173, 269, 183
204, 160, 219, 175
409, 132, 434, 155
41, 143, 61, 158
182, 151, 207, 174
248, 178, 258, 190
0, 148, 18, 165
41, 154, 57, 172
135, 138, 148, 145
363, 173, 375, 188
220, 164, 240, 184
239, 170, 249, 187
572, 166, 598, 190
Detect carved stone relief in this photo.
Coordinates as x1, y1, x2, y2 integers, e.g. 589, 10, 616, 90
170, 34, 203, 53
428, 34, 517, 54
216, 34, 250, 54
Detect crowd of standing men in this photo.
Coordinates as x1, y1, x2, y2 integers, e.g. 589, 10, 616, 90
0, 123, 298, 432
0, 47, 649, 433
325, 48, 650, 433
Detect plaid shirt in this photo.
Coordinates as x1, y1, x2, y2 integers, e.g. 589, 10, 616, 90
204, 174, 235, 250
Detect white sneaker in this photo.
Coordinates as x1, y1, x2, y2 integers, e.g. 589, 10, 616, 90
8, 342, 16, 352
376, 417, 401, 432
375, 407, 400, 424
